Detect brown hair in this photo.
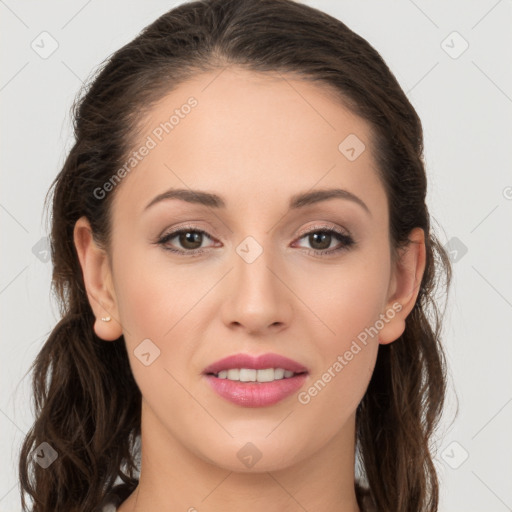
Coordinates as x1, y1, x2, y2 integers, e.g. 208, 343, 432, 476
18, 0, 452, 510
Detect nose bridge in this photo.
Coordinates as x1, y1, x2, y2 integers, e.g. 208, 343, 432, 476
234, 233, 282, 302
221, 233, 292, 332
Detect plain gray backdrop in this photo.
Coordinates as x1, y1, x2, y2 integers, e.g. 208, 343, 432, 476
1, 1, 511, 511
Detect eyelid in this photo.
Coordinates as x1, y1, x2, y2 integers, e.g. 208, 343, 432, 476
156, 222, 216, 241
295, 223, 351, 238
155, 221, 355, 256
158, 225, 217, 244
158, 222, 351, 243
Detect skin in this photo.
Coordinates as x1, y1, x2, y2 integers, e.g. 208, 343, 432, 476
74, 67, 425, 512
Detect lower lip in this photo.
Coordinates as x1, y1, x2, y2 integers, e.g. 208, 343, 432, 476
204, 373, 308, 407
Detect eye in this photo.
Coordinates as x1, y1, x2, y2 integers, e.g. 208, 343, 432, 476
293, 226, 355, 256
156, 226, 217, 256
155, 224, 355, 257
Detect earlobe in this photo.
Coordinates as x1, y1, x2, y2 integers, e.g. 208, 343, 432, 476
73, 216, 123, 341
379, 227, 426, 345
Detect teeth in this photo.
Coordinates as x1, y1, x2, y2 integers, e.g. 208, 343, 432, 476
215, 368, 298, 382
274, 368, 285, 379
239, 368, 257, 382
227, 369, 239, 380
255, 368, 274, 382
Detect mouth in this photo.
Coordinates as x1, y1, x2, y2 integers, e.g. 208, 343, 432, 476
206, 367, 308, 382
202, 352, 309, 407
202, 351, 308, 377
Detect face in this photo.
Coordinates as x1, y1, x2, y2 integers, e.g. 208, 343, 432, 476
77, 67, 422, 473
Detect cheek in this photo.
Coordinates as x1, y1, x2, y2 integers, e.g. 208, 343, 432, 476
111, 244, 203, 391
297, 254, 390, 407
303, 254, 391, 347
113, 242, 207, 340
112, 252, 205, 422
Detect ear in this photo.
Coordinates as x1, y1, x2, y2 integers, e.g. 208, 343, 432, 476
73, 216, 123, 341
378, 227, 426, 345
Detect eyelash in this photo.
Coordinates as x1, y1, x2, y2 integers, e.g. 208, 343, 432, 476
155, 224, 355, 258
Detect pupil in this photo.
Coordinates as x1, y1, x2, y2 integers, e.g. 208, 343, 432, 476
177, 231, 333, 251
310, 232, 330, 250
181, 231, 202, 249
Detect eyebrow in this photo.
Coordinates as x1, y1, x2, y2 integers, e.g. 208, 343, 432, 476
144, 187, 371, 216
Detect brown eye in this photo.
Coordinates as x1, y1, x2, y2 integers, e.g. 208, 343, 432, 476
157, 227, 216, 255
156, 225, 354, 257
294, 228, 355, 256
176, 231, 204, 250
307, 231, 333, 250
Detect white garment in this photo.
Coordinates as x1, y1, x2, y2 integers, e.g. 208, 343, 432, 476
97, 484, 130, 512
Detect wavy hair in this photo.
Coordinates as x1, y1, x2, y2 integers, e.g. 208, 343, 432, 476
18, 0, 452, 510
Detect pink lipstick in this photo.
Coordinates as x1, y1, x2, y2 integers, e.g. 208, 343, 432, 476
203, 353, 308, 408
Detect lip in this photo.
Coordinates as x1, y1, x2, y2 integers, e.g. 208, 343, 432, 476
202, 352, 309, 408
202, 352, 309, 375
204, 373, 308, 407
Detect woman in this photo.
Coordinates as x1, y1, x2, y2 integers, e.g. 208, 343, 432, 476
19, 0, 452, 510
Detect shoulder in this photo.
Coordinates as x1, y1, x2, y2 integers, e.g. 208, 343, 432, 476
355, 482, 377, 512
360, 493, 377, 512
95, 483, 134, 512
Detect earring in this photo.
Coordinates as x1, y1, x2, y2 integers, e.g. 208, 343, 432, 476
101, 316, 111, 322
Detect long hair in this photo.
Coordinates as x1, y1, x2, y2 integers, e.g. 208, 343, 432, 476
18, 1, 452, 510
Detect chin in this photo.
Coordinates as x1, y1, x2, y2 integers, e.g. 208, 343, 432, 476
191, 435, 309, 474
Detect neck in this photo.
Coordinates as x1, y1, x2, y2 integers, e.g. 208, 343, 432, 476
119, 401, 361, 512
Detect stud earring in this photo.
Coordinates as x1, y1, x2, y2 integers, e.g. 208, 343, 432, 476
101, 316, 111, 322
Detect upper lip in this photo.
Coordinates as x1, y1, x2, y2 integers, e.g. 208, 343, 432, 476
203, 353, 309, 375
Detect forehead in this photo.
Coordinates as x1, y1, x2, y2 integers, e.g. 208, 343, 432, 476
111, 67, 385, 219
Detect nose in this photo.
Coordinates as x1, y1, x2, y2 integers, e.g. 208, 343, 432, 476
220, 243, 293, 335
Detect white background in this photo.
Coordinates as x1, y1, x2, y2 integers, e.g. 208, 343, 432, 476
1, 1, 511, 511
